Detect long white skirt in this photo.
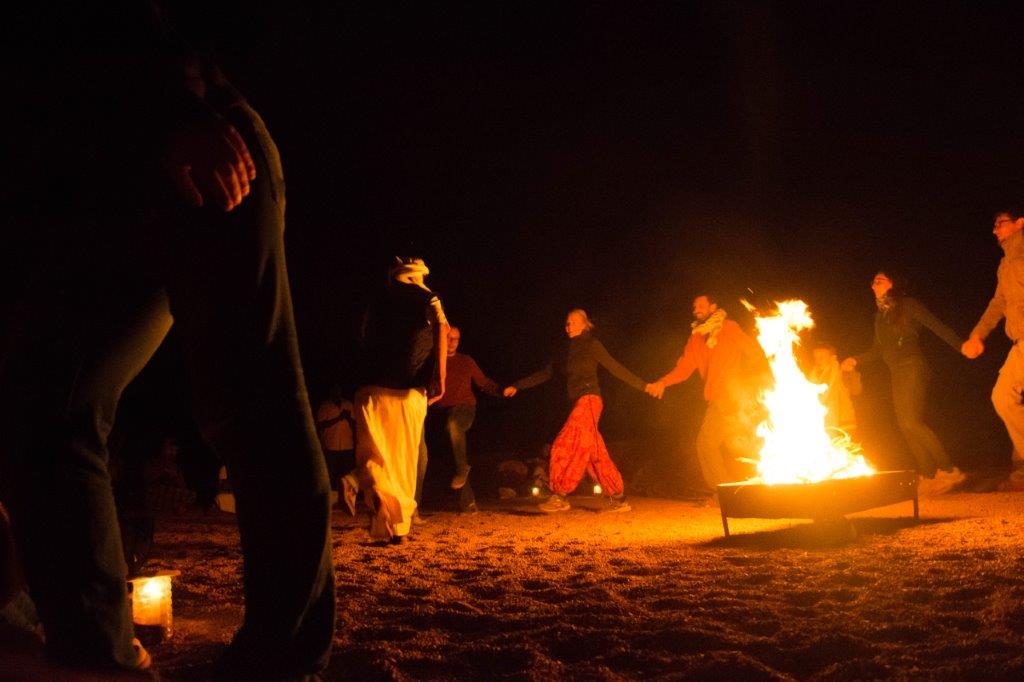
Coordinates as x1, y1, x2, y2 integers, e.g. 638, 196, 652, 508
354, 386, 427, 539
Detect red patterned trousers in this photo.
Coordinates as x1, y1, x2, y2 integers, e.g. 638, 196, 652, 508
548, 395, 624, 496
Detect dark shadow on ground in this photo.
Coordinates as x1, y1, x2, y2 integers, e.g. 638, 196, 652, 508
701, 516, 959, 550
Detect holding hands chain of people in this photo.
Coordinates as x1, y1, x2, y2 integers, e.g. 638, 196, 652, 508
644, 381, 665, 399
504, 383, 664, 398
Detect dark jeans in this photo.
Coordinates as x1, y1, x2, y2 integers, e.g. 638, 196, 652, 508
889, 357, 952, 477
324, 449, 356, 490
0, 104, 334, 674
446, 405, 477, 510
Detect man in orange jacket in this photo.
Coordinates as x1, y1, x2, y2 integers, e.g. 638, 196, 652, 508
647, 294, 769, 499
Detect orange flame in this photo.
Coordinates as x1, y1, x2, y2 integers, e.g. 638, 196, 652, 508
748, 300, 874, 485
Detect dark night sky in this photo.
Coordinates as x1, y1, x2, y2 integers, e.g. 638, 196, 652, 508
136, 1, 1024, 472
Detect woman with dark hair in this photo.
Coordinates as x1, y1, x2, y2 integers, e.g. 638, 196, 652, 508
841, 271, 966, 491
503, 309, 652, 512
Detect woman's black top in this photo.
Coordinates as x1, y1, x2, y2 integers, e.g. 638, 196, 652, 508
855, 297, 962, 368
513, 332, 646, 403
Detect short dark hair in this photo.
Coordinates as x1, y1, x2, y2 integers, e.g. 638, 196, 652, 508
694, 292, 719, 306
994, 208, 1024, 221
875, 266, 908, 295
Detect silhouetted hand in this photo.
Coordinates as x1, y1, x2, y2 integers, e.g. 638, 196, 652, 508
427, 378, 445, 405
163, 117, 257, 211
961, 336, 984, 359
644, 381, 665, 399
840, 357, 857, 372
503, 386, 517, 398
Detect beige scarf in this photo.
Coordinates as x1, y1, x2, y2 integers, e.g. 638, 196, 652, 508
691, 308, 727, 348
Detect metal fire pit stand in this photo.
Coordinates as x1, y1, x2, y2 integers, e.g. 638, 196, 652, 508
716, 470, 918, 537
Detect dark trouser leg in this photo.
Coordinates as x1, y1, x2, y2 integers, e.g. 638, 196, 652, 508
1, 286, 172, 669
446, 405, 475, 473
323, 450, 344, 490
458, 480, 477, 510
415, 430, 428, 507
165, 104, 334, 675
890, 359, 950, 477
446, 405, 477, 510
337, 449, 357, 478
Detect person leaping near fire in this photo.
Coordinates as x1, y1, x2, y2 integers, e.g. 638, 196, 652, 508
429, 326, 502, 514
841, 269, 966, 494
962, 209, 1024, 492
504, 309, 654, 513
645, 294, 770, 506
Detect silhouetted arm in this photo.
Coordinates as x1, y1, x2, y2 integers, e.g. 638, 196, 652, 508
906, 298, 962, 353
591, 340, 646, 391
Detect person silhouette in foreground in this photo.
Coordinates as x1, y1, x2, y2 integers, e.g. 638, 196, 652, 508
0, 3, 334, 677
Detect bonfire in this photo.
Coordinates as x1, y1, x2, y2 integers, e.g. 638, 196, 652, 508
746, 299, 874, 485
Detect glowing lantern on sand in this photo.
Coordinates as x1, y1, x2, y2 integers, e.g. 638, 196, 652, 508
128, 570, 179, 643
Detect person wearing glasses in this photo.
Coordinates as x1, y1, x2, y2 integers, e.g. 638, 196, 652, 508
962, 210, 1024, 491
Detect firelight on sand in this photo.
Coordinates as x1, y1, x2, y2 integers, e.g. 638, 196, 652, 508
748, 300, 874, 485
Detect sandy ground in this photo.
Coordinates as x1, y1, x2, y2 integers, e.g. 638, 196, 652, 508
139, 488, 1024, 680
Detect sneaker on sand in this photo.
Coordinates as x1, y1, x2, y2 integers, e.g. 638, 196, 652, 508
451, 466, 471, 490
538, 494, 570, 513
411, 510, 426, 525
996, 467, 1024, 492
924, 468, 967, 495
461, 502, 479, 515
607, 495, 631, 512
341, 474, 358, 516
690, 494, 719, 508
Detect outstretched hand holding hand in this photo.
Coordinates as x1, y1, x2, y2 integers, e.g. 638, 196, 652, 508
163, 117, 257, 211
961, 335, 984, 359
503, 386, 517, 398
840, 357, 857, 373
645, 381, 665, 399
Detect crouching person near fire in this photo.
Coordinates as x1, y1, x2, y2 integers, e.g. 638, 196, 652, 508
962, 209, 1024, 491
841, 270, 966, 493
354, 258, 448, 544
504, 309, 652, 513
809, 343, 859, 435
646, 294, 769, 505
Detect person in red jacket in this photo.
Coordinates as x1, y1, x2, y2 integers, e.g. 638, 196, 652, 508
646, 294, 769, 501
430, 326, 501, 513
